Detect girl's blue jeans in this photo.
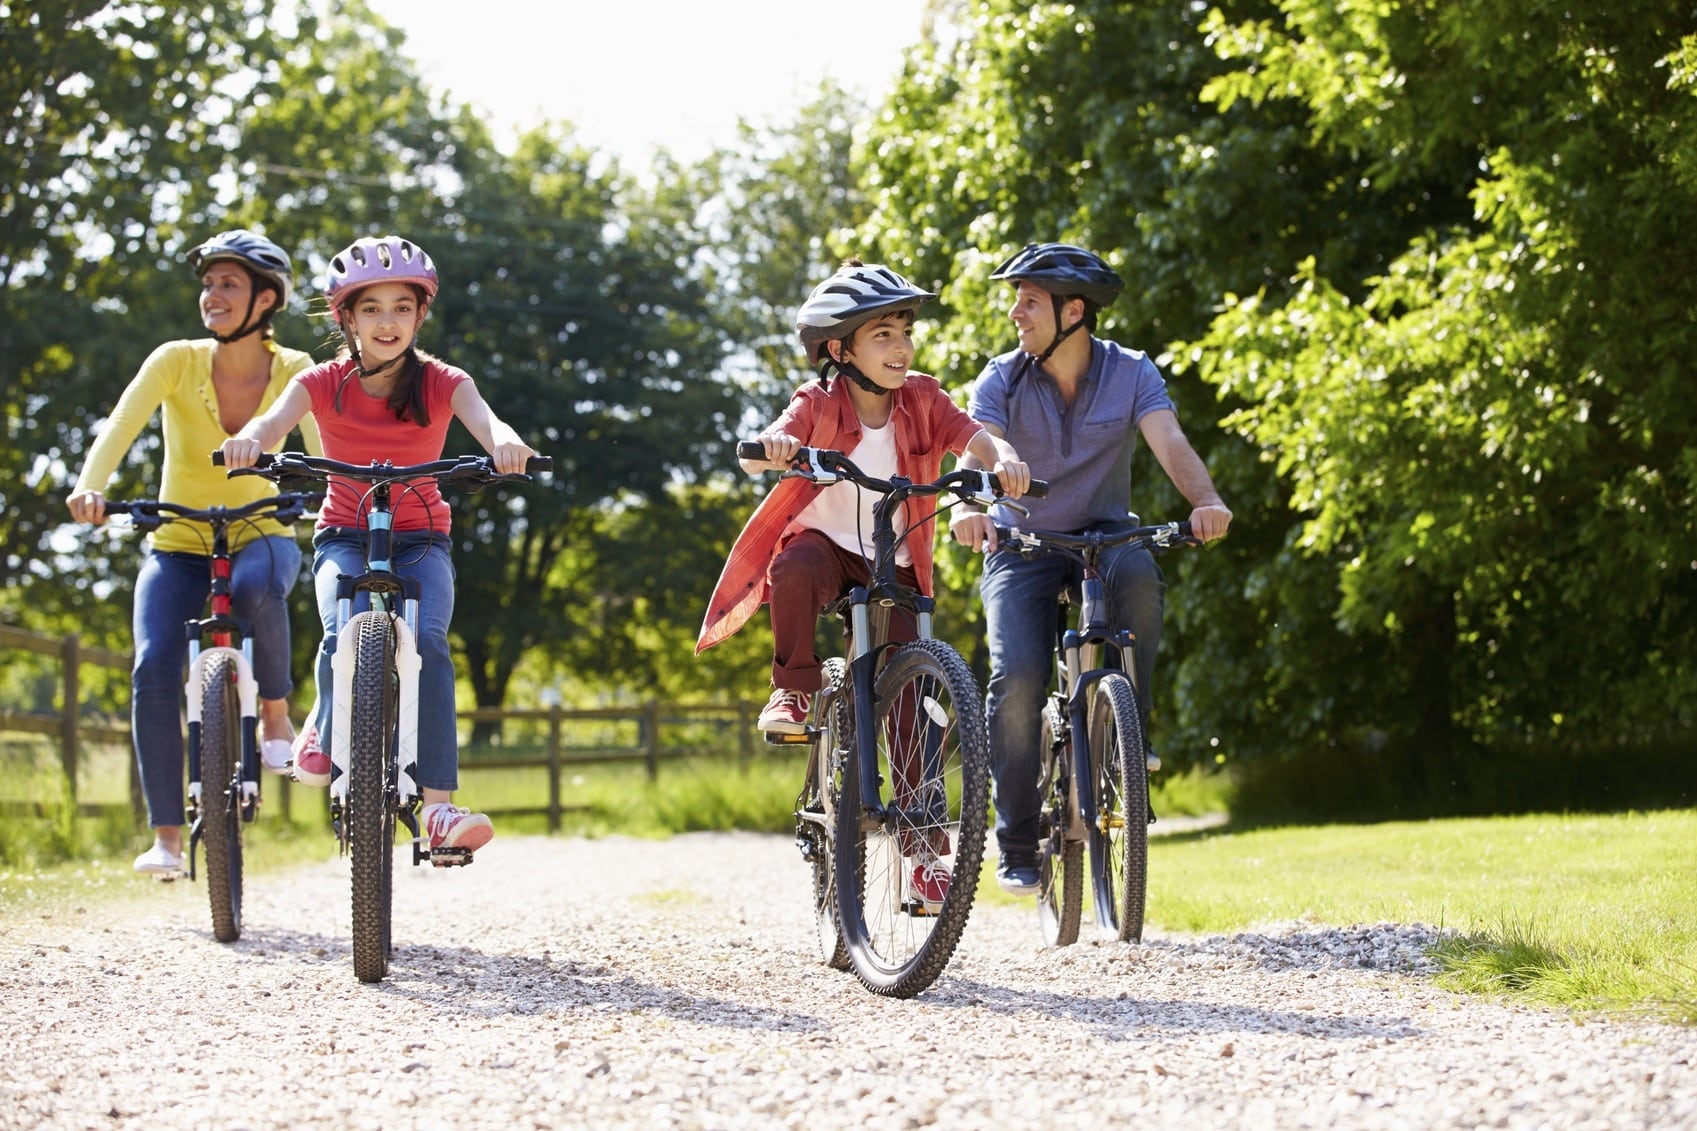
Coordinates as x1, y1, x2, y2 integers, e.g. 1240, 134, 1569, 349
131, 536, 301, 829
308, 528, 460, 792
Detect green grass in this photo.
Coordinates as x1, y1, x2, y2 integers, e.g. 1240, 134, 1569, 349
1136, 809, 1697, 1022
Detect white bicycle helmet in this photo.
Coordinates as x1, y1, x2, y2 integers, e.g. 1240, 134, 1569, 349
795, 262, 936, 366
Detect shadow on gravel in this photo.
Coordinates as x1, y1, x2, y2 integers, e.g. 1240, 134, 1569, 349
922, 975, 1425, 1042
224, 925, 827, 1036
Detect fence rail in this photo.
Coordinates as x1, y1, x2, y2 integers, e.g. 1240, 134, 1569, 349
1, 625, 762, 830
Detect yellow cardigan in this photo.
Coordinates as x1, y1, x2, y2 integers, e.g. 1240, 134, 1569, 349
73, 338, 322, 554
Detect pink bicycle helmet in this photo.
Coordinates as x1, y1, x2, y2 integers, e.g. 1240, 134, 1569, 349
324, 235, 439, 307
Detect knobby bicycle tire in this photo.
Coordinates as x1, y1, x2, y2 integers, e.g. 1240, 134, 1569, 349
200, 653, 243, 943
348, 612, 398, 984
1088, 673, 1149, 942
836, 639, 989, 998
1037, 697, 1083, 947
801, 658, 853, 970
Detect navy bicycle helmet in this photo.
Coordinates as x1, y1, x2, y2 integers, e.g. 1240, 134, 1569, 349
989, 243, 1123, 307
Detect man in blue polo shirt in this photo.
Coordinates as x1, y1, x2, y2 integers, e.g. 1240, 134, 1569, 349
951, 243, 1233, 894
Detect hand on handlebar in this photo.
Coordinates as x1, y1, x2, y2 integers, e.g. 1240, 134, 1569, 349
744, 433, 801, 471
489, 439, 539, 477
66, 488, 107, 525
950, 511, 999, 555
1189, 502, 1233, 543
990, 459, 1031, 500
220, 436, 265, 470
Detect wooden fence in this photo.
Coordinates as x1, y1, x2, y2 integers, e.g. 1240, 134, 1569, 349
1, 625, 763, 831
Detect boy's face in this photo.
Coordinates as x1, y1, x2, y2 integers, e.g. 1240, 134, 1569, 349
836, 311, 915, 390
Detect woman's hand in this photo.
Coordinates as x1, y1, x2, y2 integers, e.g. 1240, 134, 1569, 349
66, 489, 106, 525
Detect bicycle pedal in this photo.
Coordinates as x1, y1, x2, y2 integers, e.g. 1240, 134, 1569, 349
763, 728, 817, 746
428, 847, 474, 868
903, 899, 940, 918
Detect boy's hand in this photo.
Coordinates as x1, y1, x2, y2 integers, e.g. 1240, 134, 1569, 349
950, 511, 997, 554
220, 437, 264, 469
991, 459, 1030, 499
756, 433, 800, 467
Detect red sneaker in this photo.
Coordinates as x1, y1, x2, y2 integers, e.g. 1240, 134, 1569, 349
757, 688, 811, 735
291, 727, 331, 787
424, 803, 493, 852
908, 852, 951, 912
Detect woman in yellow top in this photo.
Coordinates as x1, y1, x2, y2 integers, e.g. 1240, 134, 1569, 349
66, 231, 321, 875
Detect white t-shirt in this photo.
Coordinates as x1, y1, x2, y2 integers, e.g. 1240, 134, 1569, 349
794, 421, 911, 565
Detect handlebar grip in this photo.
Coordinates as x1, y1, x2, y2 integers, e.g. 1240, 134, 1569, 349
212, 451, 276, 470
1026, 479, 1050, 499
211, 451, 224, 467
526, 456, 552, 473
1177, 520, 1194, 539
736, 440, 766, 461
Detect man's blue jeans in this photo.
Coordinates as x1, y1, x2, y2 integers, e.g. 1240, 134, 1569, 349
308, 528, 460, 792
131, 536, 301, 828
981, 528, 1165, 857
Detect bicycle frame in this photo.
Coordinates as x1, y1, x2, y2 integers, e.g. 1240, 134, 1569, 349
1052, 555, 1136, 848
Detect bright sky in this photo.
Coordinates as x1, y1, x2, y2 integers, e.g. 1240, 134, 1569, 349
362, 0, 933, 164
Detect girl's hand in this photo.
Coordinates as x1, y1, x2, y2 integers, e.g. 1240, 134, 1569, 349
491, 439, 537, 476
66, 489, 107, 525
220, 436, 264, 469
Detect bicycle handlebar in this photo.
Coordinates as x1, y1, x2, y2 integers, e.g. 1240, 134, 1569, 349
104, 493, 323, 533
214, 450, 552, 485
994, 520, 1199, 556
735, 440, 1049, 502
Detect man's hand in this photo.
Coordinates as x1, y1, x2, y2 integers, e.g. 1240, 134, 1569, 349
1189, 502, 1233, 543
951, 511, 998, 554
991, 459, 1030, 500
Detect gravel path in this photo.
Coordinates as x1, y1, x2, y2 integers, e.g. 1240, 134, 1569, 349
3, 831, 1693, 1130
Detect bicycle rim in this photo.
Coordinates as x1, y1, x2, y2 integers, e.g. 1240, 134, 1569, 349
1036, 698, 1083, 947
836, 639, 989, 998
1087, 674, 1148, 942
348, 612, 398, 983
200, 653, 243, 943
799, 659, 852, 970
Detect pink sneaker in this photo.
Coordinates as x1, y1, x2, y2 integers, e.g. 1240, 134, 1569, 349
424, 803, 493, 852
291, 727, 331, 787
757, 688, 811, 735
909, 851, 951, 912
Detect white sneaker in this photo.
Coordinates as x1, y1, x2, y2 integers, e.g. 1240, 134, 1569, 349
261, 739, 293, 774
133, 842, 183, 876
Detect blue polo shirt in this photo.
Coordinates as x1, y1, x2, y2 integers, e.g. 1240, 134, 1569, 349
967, 338, 1175, 531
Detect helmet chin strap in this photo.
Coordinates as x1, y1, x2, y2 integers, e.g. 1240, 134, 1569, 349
1033, 295, 1088, 363
816, 354, 892, 397
209, 292, 267, 344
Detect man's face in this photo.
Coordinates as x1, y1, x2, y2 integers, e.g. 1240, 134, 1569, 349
1008, 281, 1058, 354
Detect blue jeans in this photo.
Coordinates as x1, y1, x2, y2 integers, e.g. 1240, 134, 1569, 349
981, 526, 1165, 856
309, 529, 459, 792
131, 536, 301, 829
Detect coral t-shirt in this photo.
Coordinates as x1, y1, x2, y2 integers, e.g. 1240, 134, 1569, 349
296, 356, 470, 532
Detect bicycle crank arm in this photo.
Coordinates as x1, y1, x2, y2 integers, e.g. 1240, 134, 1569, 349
185, 815, 204, 882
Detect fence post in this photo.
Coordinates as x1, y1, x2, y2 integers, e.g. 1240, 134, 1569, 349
59, 634, 80, 804
738, 700, 753, 772
547, 703, 562, 833
644, 700, 660, 781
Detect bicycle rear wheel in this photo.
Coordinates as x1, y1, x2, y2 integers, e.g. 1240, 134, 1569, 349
1036, 697, 1083, 947
347, 611, 398, 983
1087, 673, 1148, 942
836, 639, 989, 998
797, 659, 852, 970
199, 652, 243, 943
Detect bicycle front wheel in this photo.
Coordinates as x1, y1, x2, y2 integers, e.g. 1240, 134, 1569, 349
199, 652, 243, 943
347, 611, 398, 984
836, 639, 989, 998
1036, 697, 1083, 947
1087, 673, 1148, 942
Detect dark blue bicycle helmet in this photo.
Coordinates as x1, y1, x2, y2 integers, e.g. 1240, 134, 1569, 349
989, 243, 1123, 307
186, 229, 294, 344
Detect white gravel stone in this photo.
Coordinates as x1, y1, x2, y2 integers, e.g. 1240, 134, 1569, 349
1, 831, 1693, 1130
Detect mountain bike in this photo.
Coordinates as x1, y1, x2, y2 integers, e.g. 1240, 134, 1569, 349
104, 492, 320, 942
738, 441, 1044, 998
993, 520, 1197, 945
222, 450, 549, 983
